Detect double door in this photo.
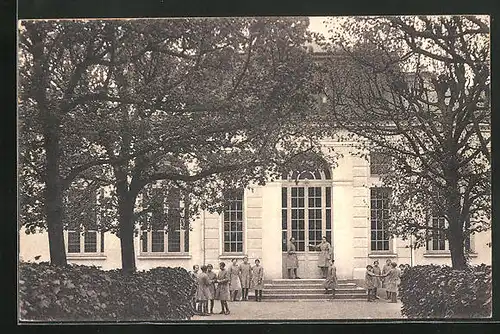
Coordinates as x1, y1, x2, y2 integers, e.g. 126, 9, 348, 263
281, 185, 333, 278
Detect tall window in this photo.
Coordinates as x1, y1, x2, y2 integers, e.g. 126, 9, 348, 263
370, 187, 391, 251
427, 217, 447, 251
140, 187, 189, 253
370, 151, 391, 175
223, 189, 244, 253
281, 167, 333, 252
65, 188, 104, 254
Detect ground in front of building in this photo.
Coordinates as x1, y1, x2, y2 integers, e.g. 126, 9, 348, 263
191, 299, 403, 321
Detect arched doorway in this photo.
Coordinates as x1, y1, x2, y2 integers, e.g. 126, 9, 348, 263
281, 167, 333, 278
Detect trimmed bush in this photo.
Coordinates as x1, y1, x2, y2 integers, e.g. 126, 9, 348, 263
399, 264, 492, 318
19, 262, 196, 321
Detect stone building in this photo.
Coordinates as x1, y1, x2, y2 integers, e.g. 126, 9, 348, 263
19, 136, 492, 281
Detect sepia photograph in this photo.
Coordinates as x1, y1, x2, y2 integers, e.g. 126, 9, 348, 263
17, 15, 491, 322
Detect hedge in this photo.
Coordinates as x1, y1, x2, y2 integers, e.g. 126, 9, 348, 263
19, 262, 196, 321
399, 264, 492, 318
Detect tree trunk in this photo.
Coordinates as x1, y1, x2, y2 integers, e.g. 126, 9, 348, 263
116, 176, 137, 273
446, 186, 467, 270
43, 118, 67, 266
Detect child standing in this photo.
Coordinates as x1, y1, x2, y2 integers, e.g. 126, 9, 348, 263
382, 259, 392, 299
323, 259, 338, 299
372, 260, 382, 300
229, 258, 242, 301
206, 264, 217, 314
190, 265, 200, 314
196, 265, 212, 315
215, 262, 231, 315
365, 265, 380, 302
251, 259, 264, 302
239, 257, 252, 301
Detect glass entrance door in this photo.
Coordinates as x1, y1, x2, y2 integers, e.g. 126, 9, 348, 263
281, 182, 333, 278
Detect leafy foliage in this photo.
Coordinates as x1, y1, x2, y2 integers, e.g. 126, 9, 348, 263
19, 18, 332, 269
399, 264, 492, 318
318, 16, 491, 268
19, 262, 196, 321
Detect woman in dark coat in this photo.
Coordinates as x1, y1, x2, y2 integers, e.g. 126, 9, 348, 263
309, 236, 332, 278
286, 237, 300, 279
215, 262, 231, 315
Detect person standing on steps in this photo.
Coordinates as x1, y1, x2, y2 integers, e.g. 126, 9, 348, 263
251, 259, 264, 302
215, 262, 231, 315
239, 257, 252, 301
382, 259, 392, 299
309, 236, 332, 278
372, 260, 382, 300
206, 264, 217, 314
229, 258, 242, 301
286, 237, 300, 279
323, 259, 337, 300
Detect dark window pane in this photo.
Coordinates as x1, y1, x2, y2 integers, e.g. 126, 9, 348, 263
84, 231, 97, 253
152, 231, 164, 252
68, 232, 80, 253
168, 230, 181, 252
100, 231, 105, 253
282, 209, 287, 229
326, 231, 332, 244
184, 229, 189, 252
282, 188, 287, 208
326, 209, 331, 229
83, 231, 97, 253
141, 231, 148, 252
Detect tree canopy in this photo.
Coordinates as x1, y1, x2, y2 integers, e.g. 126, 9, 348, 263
318, 15, 490, 269
19, 17, 330, 270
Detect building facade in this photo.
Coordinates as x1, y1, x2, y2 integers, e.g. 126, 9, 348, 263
19, 138, 492, 280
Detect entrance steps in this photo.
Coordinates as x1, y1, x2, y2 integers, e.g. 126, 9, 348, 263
248, 279, 367, 301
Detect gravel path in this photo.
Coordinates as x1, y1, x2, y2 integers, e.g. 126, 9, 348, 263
191, 299, 403, 321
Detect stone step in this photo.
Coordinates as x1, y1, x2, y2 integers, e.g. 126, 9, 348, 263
248, 293, 367, 300
260, 288, 366, 295
265, 282, 357, 288
265, 279, 356, 283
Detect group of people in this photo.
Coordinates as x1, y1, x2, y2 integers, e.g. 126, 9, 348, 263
365, 259, 407, 303
189, 257, 264, 316
286, 236, 334, 279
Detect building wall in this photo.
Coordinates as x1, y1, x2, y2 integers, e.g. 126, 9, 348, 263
19, 140, 492, 278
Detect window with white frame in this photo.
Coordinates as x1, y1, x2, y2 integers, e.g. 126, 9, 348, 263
223, 189, 244, 253
65, 188, 104, 255
140, 187, 189, 254
370, 187, 391, 252
427, 217, 447, 251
